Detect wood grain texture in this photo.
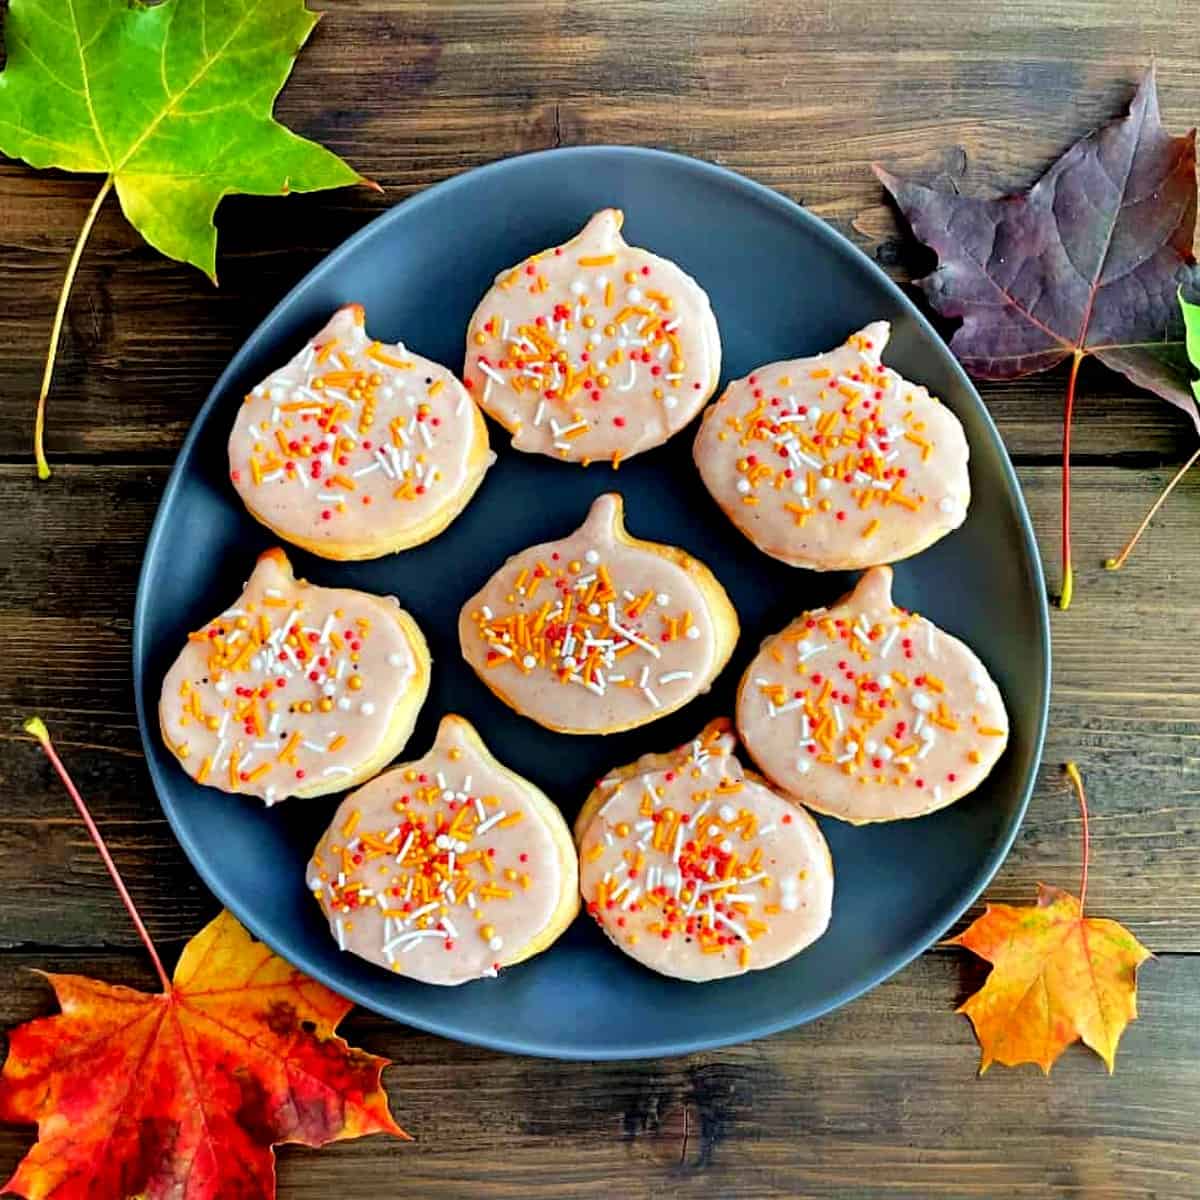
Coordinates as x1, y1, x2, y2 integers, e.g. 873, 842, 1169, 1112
2, 1, 1200, 1194
0, 0, 1198, 464
0, 947, 1191, 1198
0, 464, 1197, 950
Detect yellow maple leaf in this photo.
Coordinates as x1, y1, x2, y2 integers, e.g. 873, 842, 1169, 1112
949, 882, 1151, 1074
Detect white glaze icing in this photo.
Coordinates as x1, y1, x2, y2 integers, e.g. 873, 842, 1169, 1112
158, 548, 428, 803
694, 322, 970, 569
458, 493, 736, 733
577, 721, 833, 981
463, 209, 721, 463
736, 566, 1009, 823
230, 305, 493, 558
308, 715, 574, 985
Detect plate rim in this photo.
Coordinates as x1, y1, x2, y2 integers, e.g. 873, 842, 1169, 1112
133, 145, 1051, 1059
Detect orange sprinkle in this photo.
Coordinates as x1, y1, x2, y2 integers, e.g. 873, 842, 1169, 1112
366, 342, 414, 369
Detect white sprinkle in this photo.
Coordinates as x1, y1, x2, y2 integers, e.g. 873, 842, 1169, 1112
685, 626, 701, 640
911, 691, 932, 712
658, 670, 693, 685
671, 823, 684, 863
794, 757, 811, 775
360, 702, 376, 716
714, 911, 751, 943
475, 811, 508, 835
585, 549, 600, 565
879, 627, 900, 658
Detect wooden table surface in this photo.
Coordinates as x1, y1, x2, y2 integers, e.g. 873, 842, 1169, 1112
3, 1, 1200, 1195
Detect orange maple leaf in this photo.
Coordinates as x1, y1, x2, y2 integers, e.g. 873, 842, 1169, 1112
3, 720, 406, 1199
948, 765, 1151, 1075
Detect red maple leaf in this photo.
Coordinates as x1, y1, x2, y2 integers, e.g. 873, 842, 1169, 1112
2, 720, 406, 1199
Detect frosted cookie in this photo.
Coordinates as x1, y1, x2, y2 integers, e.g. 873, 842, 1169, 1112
736, 566, 1009, 823
463, 209, 721, 465
575, 719, 833, 981
159, 547, 431, 804
307, 715, 578, 984
459, 493, 738, 734
229, 304, 493, 560
694, 322, 970, 570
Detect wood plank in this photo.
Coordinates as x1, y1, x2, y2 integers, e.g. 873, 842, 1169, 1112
0, 946, 1191, 1197
0, 1, 1197, 463
0, 462, 1197, 950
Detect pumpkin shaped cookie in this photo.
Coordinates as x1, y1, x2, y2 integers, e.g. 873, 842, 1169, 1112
229, 304, 493, 560
463, 209, 721, 465
694, 322, 970, 569
159, 548, 431, 804
575, 719, 834, 981
736, 566, 1008, 823
308, 715, 578, 985
459, 493, 738, 734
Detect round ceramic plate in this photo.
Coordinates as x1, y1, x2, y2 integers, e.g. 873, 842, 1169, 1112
134, 147, 1050, 1059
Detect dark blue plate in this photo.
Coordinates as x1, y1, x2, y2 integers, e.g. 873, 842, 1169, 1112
133, 147, 1050, 1059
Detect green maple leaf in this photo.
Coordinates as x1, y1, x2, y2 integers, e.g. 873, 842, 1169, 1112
1184, 289, 1200, 405
0, 0, 371, 478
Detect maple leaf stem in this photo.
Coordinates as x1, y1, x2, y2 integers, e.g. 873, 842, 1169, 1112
1064, 762, 1090, 912
34, 176, 114, 482
22, 716, 172, 991
1103, 444, 1200, 573
1059, 351, 1084, 611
